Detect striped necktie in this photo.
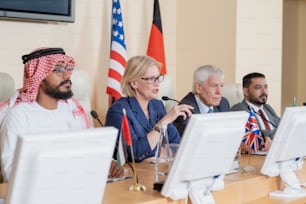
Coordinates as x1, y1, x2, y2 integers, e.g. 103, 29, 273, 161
258, 109, 271, 130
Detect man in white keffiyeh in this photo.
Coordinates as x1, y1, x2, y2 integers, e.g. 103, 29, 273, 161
0, 48, 122, 182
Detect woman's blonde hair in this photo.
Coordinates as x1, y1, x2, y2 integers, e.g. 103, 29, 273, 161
121, 55, 161, 97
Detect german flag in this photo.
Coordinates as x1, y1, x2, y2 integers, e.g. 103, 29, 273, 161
147, 0, 167, 75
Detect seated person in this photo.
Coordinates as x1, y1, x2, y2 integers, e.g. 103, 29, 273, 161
173, 65, 230, 136
0, 47, 123, 182
231, 72, 280, 152
105, 56, 193, 162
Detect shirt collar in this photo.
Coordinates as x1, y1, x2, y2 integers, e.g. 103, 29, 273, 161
195, 95, 213, 113
245, 100, 263, 112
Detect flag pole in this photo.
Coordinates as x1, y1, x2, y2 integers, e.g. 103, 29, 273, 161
240, 110, 263, 173
128, 142, 146, 191
122, 108, 146, 191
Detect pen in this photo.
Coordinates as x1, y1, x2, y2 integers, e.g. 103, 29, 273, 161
107, 176, 132, 183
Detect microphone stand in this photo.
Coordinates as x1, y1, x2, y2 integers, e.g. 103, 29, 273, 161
91, 110, 141, 186
161, 96, 180, 103
90, 110, 104, 127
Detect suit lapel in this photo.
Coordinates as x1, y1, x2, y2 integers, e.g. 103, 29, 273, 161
128, 97, 151, 132
263, 105, 278, 126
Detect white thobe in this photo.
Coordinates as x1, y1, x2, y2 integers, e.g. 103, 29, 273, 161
0, 100, 89, 181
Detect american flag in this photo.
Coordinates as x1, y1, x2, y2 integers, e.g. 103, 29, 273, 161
106, 0, 127, 102
242, 110, 264, 152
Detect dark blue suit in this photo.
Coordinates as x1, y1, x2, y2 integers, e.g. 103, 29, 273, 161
173, 92, 230, 136
105, 97, 180, 162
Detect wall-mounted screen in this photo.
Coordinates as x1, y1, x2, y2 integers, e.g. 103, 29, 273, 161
0, 0, 75, 23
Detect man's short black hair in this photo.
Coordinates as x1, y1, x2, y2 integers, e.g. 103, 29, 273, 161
242, 72, 265, 88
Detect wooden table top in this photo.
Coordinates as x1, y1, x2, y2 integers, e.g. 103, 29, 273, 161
1, 154, 305, 204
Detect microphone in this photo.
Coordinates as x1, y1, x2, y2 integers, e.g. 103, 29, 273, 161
161, 96, 180, 103
248, 106, 277, 128
90, 110, 104, 127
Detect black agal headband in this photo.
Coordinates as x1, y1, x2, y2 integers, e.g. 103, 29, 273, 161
22, 48, 65, 64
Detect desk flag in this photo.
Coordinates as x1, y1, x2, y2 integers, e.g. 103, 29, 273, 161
106, 0, 127, 106
293, 96, 297, 107
116, 130, 127, 167
242, 109, 263, 152
122, 108, 146, 192
116, 108, 132, 167
122, 108, 132, 146
147, 0, 167, 75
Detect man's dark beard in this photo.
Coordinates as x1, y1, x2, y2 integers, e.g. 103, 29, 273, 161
250, 93, 267, 106
43, 80, 73, 100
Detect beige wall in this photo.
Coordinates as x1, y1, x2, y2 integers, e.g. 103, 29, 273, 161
282, 0, 306, 110
0, 0, 177, 121
176, 0, 284, 115
176, 0, 237, 101
236, 0, 283, 115
0, 0, 303, 122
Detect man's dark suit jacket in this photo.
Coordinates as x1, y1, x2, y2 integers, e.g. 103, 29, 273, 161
231, 100, 280, 139
173, 92, 230, 137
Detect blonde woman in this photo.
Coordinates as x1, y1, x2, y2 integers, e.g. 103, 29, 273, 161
105, 56, 193, 162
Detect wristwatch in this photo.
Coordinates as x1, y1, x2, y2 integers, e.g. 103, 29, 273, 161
153, 125, 161, 133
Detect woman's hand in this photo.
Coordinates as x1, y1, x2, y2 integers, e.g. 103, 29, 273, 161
158, 104, 194, 126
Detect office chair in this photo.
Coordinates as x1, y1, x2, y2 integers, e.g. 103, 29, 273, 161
222, 83, 244, 108
0, 72, 15, 102
158, 75, 176, 112
71, 69, 93, 125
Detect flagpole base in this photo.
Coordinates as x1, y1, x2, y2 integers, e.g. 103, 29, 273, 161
129, 183, 147, 191
153, 181, 164, 192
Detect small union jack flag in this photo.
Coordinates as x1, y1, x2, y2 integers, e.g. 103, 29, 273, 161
242, 110, 264, 152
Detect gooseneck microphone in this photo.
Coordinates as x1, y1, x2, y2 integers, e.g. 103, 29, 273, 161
161, 96, 180, 103
248, 106, 277, 128
90, 110, 104, 127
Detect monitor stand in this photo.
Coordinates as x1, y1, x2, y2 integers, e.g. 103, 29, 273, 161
269, 159, 306, 198
186, 175, 224, 204
189, 190, 215, 204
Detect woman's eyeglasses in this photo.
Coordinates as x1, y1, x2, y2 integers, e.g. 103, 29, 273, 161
141, 75, 164, 84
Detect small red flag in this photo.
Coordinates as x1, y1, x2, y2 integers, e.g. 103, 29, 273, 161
147, 0, 167, 75
122, 108, 132, 146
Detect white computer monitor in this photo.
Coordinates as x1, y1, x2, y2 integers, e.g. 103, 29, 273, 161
161, 111, 248, 204
5, 127, 118, 204
261, 106, 306, 198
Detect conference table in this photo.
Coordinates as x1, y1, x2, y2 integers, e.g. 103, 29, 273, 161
1, 155, 306, 203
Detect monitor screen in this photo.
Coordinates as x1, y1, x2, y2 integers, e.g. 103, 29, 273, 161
261, 106, 306, 177
5, 127, 118, 204
0, 0, 75, 23
161, 111, 248, 202
260, 106, 306, 198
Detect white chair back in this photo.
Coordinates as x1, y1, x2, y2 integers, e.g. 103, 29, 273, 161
222, 83, 244, 108
0, 72, 15, 102
71, 69, 93, 125
158, 75, 176, 112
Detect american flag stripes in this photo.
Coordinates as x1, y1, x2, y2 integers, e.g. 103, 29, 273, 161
242, 110, 264, 152
106, 0, 127, 101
